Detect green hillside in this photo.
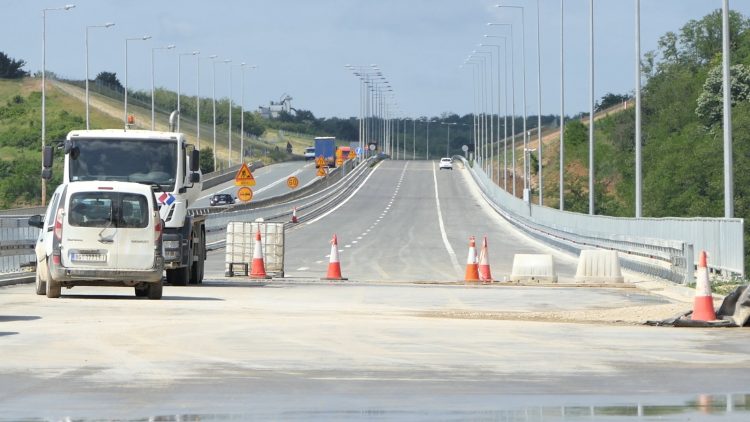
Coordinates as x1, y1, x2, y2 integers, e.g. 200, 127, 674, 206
537, 9, 750, 270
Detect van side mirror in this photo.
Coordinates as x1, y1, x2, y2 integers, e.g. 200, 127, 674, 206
28, 214, 44, 229
190, 149, 200, 172
190, 172, 200, 183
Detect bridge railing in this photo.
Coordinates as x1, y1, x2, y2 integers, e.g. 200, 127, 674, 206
0, 217, 39, 274
462, 157, 744, 283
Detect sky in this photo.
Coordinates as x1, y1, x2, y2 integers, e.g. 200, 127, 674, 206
3, 0, 750, 119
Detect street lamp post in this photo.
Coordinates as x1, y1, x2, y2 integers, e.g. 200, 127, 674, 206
226, 59, 232, 167
441, 122, 457, 157
722, 0, 733, 218
124, 35, 151, 126
240, 63, 256, 164
560, 0, 565, 210
486, 26, 517, 197
85, 22, 114, 130
177, 50, 198, 133
42, 4, 75, 206
151, 44, 175, 130
211, 55, 220, 171
495, 5, 529, 199
589, 0, 595, 215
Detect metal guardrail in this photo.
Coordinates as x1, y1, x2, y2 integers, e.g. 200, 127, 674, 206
461, 157, 744, 283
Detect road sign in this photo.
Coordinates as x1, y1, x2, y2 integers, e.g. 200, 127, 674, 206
235, 163, 256, 186
316, 166, 326, 177
287, 176, 299, 189
237, 187, 253, 202
368, 143, 376, 151
315, 156, 326, 168
461, 145, 468, 152
350, 150, 357, 160
336, 158, 344, 167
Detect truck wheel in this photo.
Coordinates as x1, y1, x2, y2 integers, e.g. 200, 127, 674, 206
34, 263, 46, 296
189, 227, 206, 284
166, 267, 189, 286
134, 285, 148, 297
147, 281, 163, 300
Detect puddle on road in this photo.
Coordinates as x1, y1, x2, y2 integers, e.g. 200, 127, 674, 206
8, 393, 749, 421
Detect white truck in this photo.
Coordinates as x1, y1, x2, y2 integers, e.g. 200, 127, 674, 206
40, 123, 206, 286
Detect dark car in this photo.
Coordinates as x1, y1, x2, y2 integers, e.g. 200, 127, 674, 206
209, 193, 235, 206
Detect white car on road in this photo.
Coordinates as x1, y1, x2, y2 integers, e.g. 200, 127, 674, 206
439, 157, 453, 170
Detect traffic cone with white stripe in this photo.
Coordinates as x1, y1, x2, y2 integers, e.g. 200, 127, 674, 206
478, 236, 493, 282
465, 236, 480, 282
249, 229, 270, 279
322, 234, 347, 281
291, 207, 298, 223
691, 250, 716, 321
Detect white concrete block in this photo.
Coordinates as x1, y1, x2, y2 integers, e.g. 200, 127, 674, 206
575, 249, 624, 283
510, 254, 557, 283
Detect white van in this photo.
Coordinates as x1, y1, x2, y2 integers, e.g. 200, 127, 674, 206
28, 181, 165, 299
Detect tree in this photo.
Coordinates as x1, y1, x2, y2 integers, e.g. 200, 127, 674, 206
0, 51, 28, 79
564, 120, 587, 147
695, 63, 750, 128
596, 93, 630, 112
94, 71, 123, 92
199, 147, 214, 174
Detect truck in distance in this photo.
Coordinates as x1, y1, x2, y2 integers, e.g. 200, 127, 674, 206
314, 136, 336, 168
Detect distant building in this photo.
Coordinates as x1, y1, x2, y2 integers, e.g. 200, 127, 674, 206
258, 93, 294, 119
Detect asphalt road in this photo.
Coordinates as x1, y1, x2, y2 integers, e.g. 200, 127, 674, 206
2, 160, 750, 421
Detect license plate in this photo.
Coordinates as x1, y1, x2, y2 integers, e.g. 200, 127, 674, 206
70, 252, 107, 263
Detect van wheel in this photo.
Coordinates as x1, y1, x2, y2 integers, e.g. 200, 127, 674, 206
147, 281, 162, 300
34, 265, 46, 296
166, 267, 189, 286
45, 258, 61, 298
134, 285, 148, 297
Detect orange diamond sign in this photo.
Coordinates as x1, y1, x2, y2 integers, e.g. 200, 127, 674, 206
234, 163, 256, 186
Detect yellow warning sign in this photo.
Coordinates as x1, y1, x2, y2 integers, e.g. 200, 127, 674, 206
234, 163, 256, 186
237, 187, 253, 202
316, 166, 327, 177
287, 176, 299, 189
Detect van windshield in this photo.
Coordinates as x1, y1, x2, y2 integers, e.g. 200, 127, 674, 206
69, 138, 178, 191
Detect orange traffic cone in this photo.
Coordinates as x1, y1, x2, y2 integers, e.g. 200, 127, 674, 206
291, 207, 298, 223
322, 234, 347, 280
691, 250, 716, 321
465, 236, 480, 282
249, 230, 269, 279
478, 236, 493, 282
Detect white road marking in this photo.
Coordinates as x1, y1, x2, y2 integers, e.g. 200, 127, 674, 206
297, 267, 309, 271
305, 161, 381, 225
433, 161, 461, 274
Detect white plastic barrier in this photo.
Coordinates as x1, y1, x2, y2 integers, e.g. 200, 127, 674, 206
225, 221, 285, 277
575, 250, 625, 284
510, 254, 558, 283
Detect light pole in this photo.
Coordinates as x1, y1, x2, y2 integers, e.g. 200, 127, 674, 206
560, 0, 565, 210
211, 55, 221, 171
124, 35, 151, 127
487, 25, 518, 197
225, 59, 232, 167
589, 0, 595, 215
480, 42, 506, 187
151, 44, 175, 130
85, 22, 114, 130
722, 0, 733, 218
495, 5, 529, 199
240, 63, 257, 164
441, 123, 457, 157
177, 50, 198, 133
42, 4, 75, 206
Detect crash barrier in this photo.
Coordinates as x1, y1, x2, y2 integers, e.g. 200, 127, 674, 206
225, 221, 285, 277
0, 217, 39, 273
574, 250, 624, 283
460, 156, 744, 283
510, 254, 558, 283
